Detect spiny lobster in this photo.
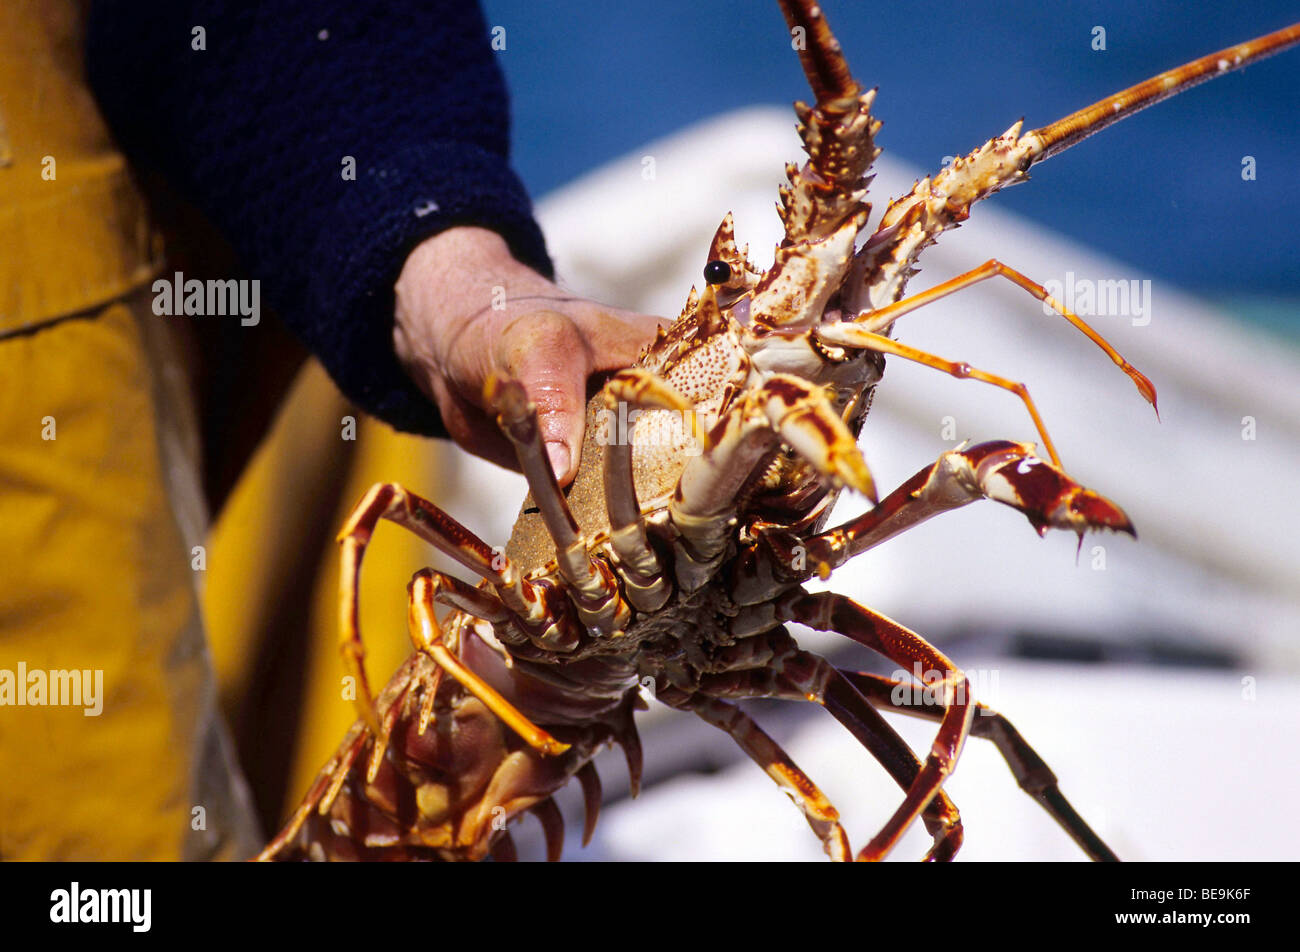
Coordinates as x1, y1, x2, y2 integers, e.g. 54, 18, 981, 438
258, 2, 1300, 862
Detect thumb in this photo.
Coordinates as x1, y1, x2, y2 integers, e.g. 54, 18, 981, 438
496, 311, 592, 485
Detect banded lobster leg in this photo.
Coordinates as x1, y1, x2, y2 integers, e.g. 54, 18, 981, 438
816, 287, 1157, 469
816, 323, 1066, 469
691, 630, 967, 861
748, 440, 1135, 594
489, 377, 632, 638
773, 591, 1118, 861
718, 440, 1130, 859
600, 368, 704, 613
407, 570, 569, 758
771, 445, 1127, 859
599, 366, 973, 859
336, 481, 564, 743
687, 629, 1117, 860
837, 669, 1119, 861
847, 259, 1157, 410
258, 567, 574, 861
779, 591, 974, 861
336, 374, 649, 752
651, 687, 853, 861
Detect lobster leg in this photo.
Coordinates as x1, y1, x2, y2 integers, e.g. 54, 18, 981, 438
671, 692, 852, 861
780, 591, 974, 861
838, 669, 1119, 861
255, 723, 369, 861
338, 481, 532, 734
820, 670, 964, 861
488, 831, 519, 862
697, 630, 963, 861
599, 368, 702, 612
816, 321, 1067, 467
426, 572, 512, 624
528, 798, 566, 863
488, 377, 631, 636
853, 259, 1156, 410
407, 569, 570, 758
257, 652, 443, 861
785, 440, 1134, 580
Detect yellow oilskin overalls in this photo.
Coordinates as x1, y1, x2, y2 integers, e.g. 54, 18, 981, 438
0, 0, 462, 858
0, 1, 259, 859
204, 363, 456, 841
0, 2, 459, 857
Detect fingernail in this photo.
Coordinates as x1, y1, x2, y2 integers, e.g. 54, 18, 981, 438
545, 441, 570, 481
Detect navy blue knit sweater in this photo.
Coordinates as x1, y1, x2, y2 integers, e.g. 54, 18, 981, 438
86, 1, 551, 436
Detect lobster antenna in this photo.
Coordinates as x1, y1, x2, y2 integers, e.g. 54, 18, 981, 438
779, 0, 860, 101
1025, 22, 1300, 162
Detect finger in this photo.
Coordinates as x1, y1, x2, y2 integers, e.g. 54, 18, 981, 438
496, 310, 593, 486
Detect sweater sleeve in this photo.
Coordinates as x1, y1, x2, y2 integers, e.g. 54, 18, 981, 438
85, 0, 551, 436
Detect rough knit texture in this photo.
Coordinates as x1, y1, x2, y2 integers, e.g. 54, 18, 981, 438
85, 1, 552, 436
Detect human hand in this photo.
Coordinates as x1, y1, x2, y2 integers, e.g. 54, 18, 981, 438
394, 226, 663, 485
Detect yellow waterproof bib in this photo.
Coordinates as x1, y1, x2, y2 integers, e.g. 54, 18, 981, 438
0, 0, 258, 860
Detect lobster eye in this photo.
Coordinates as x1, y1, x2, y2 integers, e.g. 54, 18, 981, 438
703, 259, 732, 285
